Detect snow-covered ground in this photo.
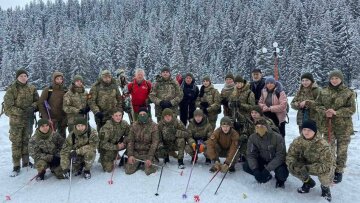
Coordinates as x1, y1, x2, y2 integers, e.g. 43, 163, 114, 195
0, 85, 359, 203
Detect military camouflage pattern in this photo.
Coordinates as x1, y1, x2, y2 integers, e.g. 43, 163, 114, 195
220, 83, 235, 116
99, 119, 130, 172
29, 129, 64, 178
185, 117, 213, 155
196, 85, 221, 130
315, 83, 356, 173
125, 118, 159, 175
286, 133, 335, 187
60, 127, 99, 171
228, 83, 255, 120
4, 80, 39, 167
88, 78, 123, 131
149, 77, 183, 120
63, 84, 89, 132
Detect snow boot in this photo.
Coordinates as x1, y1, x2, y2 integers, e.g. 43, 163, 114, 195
84, 170, 91, 180
276, 180, 285, 188
10, 166, 20, 177
297, 177, 316, 193
205, 158, 211, 165
164, 155, 170, 164
321, 185, 332, 202
228, 165, 235, 173
36, 170, 46, 181
333, 172, 342, 184
178, 159, 185, 169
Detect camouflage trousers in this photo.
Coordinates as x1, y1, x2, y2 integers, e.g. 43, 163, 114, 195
125, 155, 157, 175
326, 133, 351, 173
99, 150, 119, 172
61, 151, 96, 172
35, 159, 64, 179
208, 114, 218, 131
205, 143, 240, 167
9, 125, 32, 168
289, 164, 335, 187
156, 138, 185, 160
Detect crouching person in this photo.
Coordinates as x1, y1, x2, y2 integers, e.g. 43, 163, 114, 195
206, 116, 239, 173
60, 117, 99, 179
99, 109, 130, 172
286, 120, 334, 202
29, 119, 64, 180
243, 119, 288, 188
125, 107, 159, 175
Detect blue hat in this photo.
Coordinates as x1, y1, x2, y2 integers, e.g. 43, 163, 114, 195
265, 77, 276, 84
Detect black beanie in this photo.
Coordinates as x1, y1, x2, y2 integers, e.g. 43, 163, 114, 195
234, 75, 245, 83
301, 73, 315, 83
38, 118, 49, 127
16, 69, 28, 78
225, 73, 234, 80
301, 120, 317, 134
161, 67, 171, 73
139, 107, 148, 114
251, 106, 263, 116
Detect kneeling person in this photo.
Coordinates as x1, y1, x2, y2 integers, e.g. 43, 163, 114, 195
29, 119, 65, 180
60, 117, 99, 179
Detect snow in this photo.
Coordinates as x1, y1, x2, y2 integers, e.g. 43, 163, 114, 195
0, 85, 359, 203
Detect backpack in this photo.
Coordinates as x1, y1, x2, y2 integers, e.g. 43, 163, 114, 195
275, 91, 289, 123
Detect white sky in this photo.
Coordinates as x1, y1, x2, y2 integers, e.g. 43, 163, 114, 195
0, 0, 64, 10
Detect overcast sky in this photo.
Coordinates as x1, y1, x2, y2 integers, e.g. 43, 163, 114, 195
0, 0, 65, 10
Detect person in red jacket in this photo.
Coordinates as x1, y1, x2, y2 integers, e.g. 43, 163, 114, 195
127, 68, 152, 121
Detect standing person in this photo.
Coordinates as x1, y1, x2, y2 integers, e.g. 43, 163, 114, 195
149, 67, 183, 122
63, 75, 90, 132
29, 119, 65, 180
38, 71, 67, 138
60, 117, 99, 179
243, 119, 288, 188
196, 76, 221, 130
125, 107, 159, 175
4, 69, 39, 176
258, 77, 288, 137
250, 69, 266, 105
291, 73, 321, 132
287, 120, 334, 202
179, 73, 199, 126
89, 70, 123, 132
116, 68, 128, 91
315, 70, 356, 184
206, 116, 239, 173
126, 68, 152, 121
220, 73, 235, 117
99, 109, 130, 172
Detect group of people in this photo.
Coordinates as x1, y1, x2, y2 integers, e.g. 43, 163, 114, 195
2, 66, 356, 202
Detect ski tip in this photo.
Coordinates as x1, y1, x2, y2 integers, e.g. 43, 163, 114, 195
5, 195, 11, 201
194, 195, 200, 202
182, 194, 187, 199
108, 180, 113, 185
180, 171, 184, 176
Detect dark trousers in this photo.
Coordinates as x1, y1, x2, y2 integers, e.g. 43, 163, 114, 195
243, 159, 289, 182
179, 102, 196, 126
264, 112, 286, 137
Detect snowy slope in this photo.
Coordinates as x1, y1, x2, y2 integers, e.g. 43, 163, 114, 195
0, 85, 359, 203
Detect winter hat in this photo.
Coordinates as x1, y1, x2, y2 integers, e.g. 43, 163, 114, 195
52, 71, 64, 81
329, 70, 344, 81
193, 109, 204, 117
254, 118, 268, 126
251, 106, 263, 116
234, 75, 245, 83
225, 73, 234, 80
252, 69, 262, 74
301, 72, 315, 83
16, 69, 28, 78
138, 107, 148, 114
74, 117, 87, 125
265, 77, 276, 84
185, 73, 194, 79
220, 116, 232, 126
38, 118, 49, 127
161, 67, 171, 73
162, 108, 173, 117
73, 75, 84, 83
116, 69, 125, 77
202, 76, 211, 82
101, 70, 112, 77
301, 119, 317, 134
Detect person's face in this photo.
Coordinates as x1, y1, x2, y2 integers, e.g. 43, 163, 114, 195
17, 73, 28, 84
39, 124, 50, 134
252, 72, 262, 81
301, 78, 312, 88
76, 124, 86, 132
235, 82, 244, 89
102, 75, 112, 83
136, 71, 145, 81
203, 80, 210, 87
55, 76, 64, 85
221, 125, 231, 133
225, 78, 234, 85
161, 71, 170, 79
194, 115, 203, 123
164, 114, 172, 122
251, 111, 261, 120
112, 112, 123, 123
74, 80, 83, 87
302, 128, 315, 139
266, 83, 275, 91
185, 76, 193, 85
330, 76, 342, 86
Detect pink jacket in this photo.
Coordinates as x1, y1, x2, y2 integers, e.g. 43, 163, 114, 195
258, 83, 288, 124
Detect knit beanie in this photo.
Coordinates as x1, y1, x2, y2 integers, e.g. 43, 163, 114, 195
301, 72, 315, 83
16, 69, 28, 78
301, 120, 317, 134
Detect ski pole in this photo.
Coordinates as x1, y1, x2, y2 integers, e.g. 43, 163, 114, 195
126, 156, 183, 175
44, 100, 55, 132
182, 148, 198, 199
108, 153, 119, 185
193, 169, 220, 202
67, 158, 74, 203
154, 165, 164, 196
327, 118, 332, 144
214, 146, 241, 195
5, 173, 39, 201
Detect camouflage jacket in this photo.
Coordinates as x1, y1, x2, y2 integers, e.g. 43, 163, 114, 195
187, 117, 213, 141
206, 128, 239, 164
149, 77, 183, 117
247, 129, 286, 171
286, 133, 335, 174
29, 129, 64, 162
3, 80, 39, 126
63, 85, 88, 125
229, 84, 255, 121
158, 118, 190, 143
291, 83, 320, 126
196, 85, 221, 116
220, 83, 235, 104
99, 119, 130, 151
127, 119, 159, 161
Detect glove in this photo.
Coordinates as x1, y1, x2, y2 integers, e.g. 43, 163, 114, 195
253, 168, 263, 182
95, 112, 104, 120
213, 161, 222, 171
229, 101, 240, 108
192, 143, 205, 153
254, 168, 272, 183
63, 169, 70, 179
70, 150, 77, 159
233, 121, 242, 130
79, 106, 91, 115
221, 163, 229, 173
200, 102, 209, 109
50, 156, 61, 167
160, 100, 172, 109
221, 99, 228, 107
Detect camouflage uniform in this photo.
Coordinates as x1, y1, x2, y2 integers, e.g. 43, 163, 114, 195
89, 77, 123, 132
99, 119, 130, 172
185, 116, 213, 156
29, 128, 65, 179
125, 118, 159, 175
63, 84, 89, 132
149, 77, 183, 122
228, 83, 255, 119
60, 126, 99, 172
286, 133, 335, 187
315, 82, 355, 173
196, 84, 221, 130
220, 83, 235, 117
4, 79, 39, 169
